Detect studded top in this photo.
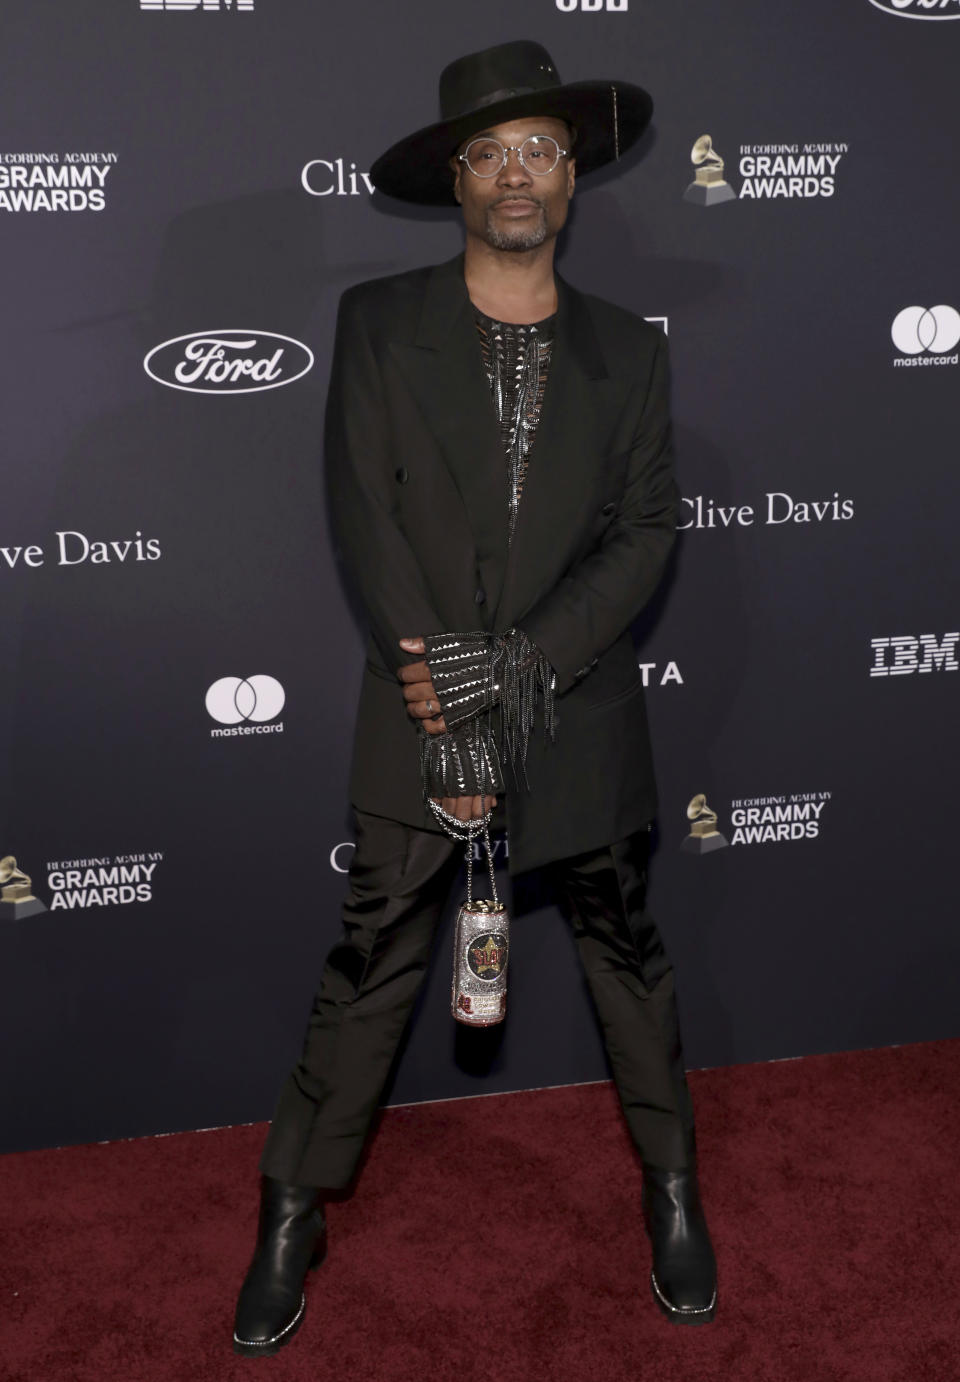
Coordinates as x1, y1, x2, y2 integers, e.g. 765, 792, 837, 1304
473, 307, 556, 542
416, 308, 560, 805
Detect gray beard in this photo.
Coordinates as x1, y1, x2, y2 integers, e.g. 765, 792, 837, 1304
484, 206, 548, 252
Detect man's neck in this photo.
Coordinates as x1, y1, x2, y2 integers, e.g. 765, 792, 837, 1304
462, 235, 558, 324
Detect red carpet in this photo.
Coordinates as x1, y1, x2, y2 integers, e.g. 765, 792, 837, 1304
4, 1039, 960, 1381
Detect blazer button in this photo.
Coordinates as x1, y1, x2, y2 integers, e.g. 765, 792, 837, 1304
475, 588, 486, 605
395, 466, 409, 484
601, 501, 616, 516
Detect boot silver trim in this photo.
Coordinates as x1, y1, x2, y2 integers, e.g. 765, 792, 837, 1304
233, 1292, 305, 1347
651, 1270, 717, 1315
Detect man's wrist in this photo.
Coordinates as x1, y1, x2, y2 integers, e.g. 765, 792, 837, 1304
417, 626, 558, 798
422, 630, 496, 730
418, 719, 505, 799
421, 627, 557, 730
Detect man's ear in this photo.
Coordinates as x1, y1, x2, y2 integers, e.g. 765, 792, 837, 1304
449, 157, 462, 204
566, 157, 576, 199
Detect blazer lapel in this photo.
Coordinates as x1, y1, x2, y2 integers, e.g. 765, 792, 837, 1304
389, 254, 510, 617
494, 273, 610, 629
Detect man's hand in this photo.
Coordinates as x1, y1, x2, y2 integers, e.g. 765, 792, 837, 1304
398, 635, 446, 734
400, 637, 498, 816
431, 795, 497, 821
400, 638, 502, 818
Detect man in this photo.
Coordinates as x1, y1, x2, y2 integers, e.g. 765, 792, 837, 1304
233, 40, 718, 1356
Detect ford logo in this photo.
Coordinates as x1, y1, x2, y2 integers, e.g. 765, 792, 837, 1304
868, 0, 960, 18
143, 330, 314, 394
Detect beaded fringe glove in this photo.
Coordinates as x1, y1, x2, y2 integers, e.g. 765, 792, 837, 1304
418, 627, 556, 800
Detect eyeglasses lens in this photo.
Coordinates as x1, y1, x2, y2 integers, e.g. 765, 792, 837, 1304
519, 137, 560, 175
464, 139, 506, 176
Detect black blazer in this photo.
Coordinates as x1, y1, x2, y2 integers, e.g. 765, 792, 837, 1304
326, 252, 678, 874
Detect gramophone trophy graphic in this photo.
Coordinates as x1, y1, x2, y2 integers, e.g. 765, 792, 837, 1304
681, 795, 729, 855
683, 135, 737, 206
0, 855, 47, 920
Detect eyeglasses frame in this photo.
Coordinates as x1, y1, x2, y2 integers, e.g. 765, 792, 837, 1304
457, 134, 570, 179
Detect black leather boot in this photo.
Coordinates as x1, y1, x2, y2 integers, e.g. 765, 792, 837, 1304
233, 1174, 327, 1357
641, 1158, 718, 1325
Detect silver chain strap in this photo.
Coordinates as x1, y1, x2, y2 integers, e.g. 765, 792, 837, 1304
427, 799, 500, 910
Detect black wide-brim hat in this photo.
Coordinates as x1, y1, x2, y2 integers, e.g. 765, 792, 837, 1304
369, 39, 653, 206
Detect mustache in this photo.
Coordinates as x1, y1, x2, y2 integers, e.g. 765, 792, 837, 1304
490, 195, 545, 209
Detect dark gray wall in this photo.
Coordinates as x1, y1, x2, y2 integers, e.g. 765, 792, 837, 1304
2, 0, 957, 1154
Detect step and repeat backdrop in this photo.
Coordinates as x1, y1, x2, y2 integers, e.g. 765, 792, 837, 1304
2, 0, 957, 1155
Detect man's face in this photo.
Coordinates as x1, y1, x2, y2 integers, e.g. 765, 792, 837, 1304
450, 115, 576, 252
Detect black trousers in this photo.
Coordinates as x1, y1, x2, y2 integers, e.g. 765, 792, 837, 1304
259, 809, 697, 1189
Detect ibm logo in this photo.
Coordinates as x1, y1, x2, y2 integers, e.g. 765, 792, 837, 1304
556, 0, 628, 10
141, 0, 253, 10
870, 633, 959, 677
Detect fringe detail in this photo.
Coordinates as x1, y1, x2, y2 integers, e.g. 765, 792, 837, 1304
494, 627, 556, 787
419, 628, 556, 801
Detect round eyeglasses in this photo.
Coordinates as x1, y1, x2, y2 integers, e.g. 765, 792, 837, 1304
458, 134, 568, 179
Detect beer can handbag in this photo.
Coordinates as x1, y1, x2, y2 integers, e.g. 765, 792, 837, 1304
428, 799, 508, 1027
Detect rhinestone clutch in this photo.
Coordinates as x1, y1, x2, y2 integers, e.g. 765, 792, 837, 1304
428, 799, 508, 1028
452, 897, 509, 1027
